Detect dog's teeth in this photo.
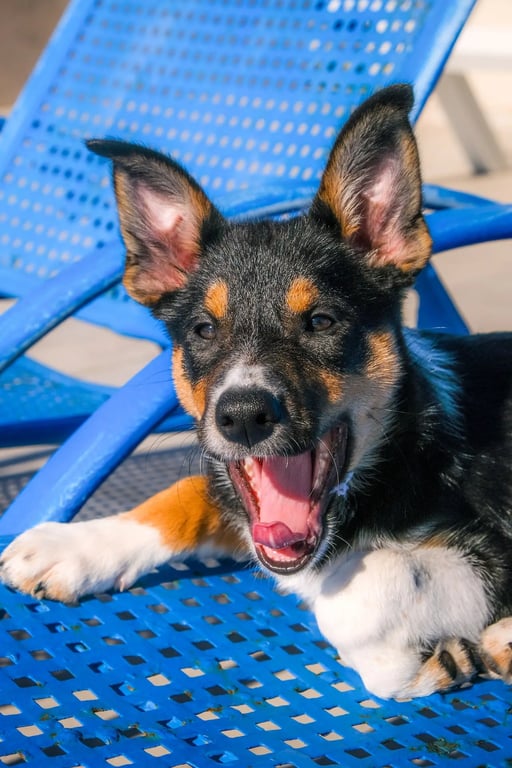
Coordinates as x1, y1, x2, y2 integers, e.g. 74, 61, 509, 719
312, 442, 331, 495
244, 458, 256, 479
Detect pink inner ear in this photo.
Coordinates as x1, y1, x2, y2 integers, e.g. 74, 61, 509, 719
142, 187, 188, 233
362, 157, 408, 266
364, 157, 398, 237
137, 184, 202, 291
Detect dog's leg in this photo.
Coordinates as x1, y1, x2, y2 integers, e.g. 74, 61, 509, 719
312, 545, 492, 699
0, 476, 246, 603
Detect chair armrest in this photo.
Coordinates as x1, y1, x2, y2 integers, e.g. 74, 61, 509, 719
427, 203, 512, 253
218, 182, 501, 220
0, 241, 124, 373
414, 203, 512, 334
422, 183, 496, 210
217, 182, 317, 220
0, 349, 190, 535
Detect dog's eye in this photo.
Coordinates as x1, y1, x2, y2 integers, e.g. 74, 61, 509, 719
309, 313, 334, 332
195, 321, 217, 340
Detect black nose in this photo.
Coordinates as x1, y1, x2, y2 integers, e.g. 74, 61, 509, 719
215, 388, 284, 448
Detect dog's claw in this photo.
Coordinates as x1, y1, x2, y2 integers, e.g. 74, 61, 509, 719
33, 581, 46, 597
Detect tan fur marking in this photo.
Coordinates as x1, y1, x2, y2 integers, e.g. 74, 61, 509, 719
365, 331, 400, 384
286, 277, 319, 314
319, 370, 343, 403
339, 331, 401, 474
124, 475, 244, 553
172, 347, 206, 419
192, 378, 207, 418
122, 264, 162, 307
115, 174, 159, 306
190, 184, 213, 222
114, 173, 132, 234
317, 172, 352, 238
204, 280, 229, 320
420, 532, 452, 550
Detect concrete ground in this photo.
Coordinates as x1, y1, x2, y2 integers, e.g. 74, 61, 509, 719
0, 0, 511, 508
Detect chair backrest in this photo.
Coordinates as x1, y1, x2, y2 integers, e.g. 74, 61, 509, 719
0, 0, 476, 340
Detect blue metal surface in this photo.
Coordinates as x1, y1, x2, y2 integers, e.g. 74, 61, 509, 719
0, 357, 114, 449
428, 204, 512, 254
415, 264, 469, 335
423, 184, 497, 210
1, 552, 511, 767
416, 204, 512, 335
0, 242, 124, 374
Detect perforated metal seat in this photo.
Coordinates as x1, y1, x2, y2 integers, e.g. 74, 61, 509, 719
2, 553, 512, 767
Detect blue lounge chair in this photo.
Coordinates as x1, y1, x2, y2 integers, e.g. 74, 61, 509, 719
2, 1, 512, 765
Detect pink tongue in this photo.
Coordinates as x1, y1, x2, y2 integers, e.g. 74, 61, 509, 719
252, 521, 307, 550
251, 454, 313, 551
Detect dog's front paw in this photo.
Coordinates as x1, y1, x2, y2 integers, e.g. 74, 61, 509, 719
0, 516, 172, 602
480, 617, 512, 683
399, 638, 480, 699
1, 522, 98, 602
0, 521, 126, 602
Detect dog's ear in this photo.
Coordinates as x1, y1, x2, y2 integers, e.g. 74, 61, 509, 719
87, 140, 221, 306
311, 84, 431, 277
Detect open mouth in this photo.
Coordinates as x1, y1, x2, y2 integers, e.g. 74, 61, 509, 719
228, 424, 348, 574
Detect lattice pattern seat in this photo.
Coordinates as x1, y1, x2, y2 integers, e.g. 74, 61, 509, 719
2, 556, 512, 768
0, 357, 113, 447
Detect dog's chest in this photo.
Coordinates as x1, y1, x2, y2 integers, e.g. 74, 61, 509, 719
286, 545, 490, 662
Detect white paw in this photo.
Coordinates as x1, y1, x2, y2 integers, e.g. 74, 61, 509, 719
480, 617, 512, 682
0, 517, 172, 602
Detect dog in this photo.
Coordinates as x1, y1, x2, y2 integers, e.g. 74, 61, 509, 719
2, 84, 512, 699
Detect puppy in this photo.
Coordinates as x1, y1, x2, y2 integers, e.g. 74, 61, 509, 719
2, 84, 512, 699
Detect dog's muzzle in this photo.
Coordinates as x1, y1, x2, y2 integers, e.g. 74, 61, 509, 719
225, 421, 349, 575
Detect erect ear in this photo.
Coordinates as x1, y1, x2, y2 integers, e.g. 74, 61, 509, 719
311, 84, 431, 277
86, 139, 222, 306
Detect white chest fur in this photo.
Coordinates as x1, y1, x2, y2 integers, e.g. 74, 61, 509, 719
281, 544, 490, 698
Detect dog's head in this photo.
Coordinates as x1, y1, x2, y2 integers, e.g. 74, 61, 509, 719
88, 84, 431, 575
